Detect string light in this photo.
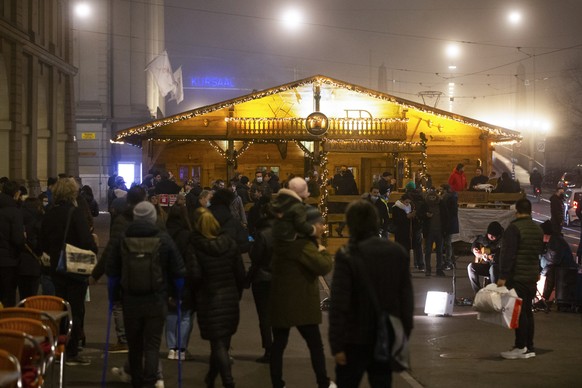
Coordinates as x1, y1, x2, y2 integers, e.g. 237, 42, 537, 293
114, 75, 521, 145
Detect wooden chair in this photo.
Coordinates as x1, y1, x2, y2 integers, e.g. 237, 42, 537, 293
0, 348, 22, 388
0, 329, 43, 388
18, 296, 73, 388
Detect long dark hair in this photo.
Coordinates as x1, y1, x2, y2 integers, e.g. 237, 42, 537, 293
345, 200, 379, 242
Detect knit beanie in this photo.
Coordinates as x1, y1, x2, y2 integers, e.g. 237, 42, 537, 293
405, 181, 416, 190
133, 201, 157, 225
486, 221, 504, 238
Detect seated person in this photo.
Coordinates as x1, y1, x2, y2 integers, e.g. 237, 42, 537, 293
270, 177, 316, 241
467, 221, 504, 294
536, 221, 578, 309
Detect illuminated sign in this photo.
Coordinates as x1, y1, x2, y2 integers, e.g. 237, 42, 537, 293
81, 132, 96, 139
305, 112, 329, 136
190, 76, 235, 88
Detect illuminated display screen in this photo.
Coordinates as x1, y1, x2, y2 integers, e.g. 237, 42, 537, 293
190, 76, 235, 88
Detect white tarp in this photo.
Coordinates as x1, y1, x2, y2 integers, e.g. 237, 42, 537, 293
452, 207, 516, 243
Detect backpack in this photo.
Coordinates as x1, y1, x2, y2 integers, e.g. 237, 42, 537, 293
121, 236, 163, 295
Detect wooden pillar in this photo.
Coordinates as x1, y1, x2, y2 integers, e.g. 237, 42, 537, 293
226, 140, 235, 181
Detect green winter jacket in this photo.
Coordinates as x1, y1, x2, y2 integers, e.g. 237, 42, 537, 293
499, 216, 543, 285
269, 238, 332, 328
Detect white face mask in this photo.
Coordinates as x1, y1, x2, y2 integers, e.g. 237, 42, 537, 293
256, 177, 263, 183
206, 201, 211, 208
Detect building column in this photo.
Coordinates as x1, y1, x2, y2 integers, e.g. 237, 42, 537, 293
27, 57, 40, 195
9, 41, 23, 180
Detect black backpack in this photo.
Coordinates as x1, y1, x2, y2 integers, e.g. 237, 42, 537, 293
121, 236, 163, 295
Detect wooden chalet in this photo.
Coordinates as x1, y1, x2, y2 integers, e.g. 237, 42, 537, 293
114, 75, 521, 195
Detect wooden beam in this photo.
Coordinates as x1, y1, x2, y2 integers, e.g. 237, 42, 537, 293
276, 141, 288, 160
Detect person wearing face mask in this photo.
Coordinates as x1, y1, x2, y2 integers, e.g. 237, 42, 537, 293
362, 186, 390, 238
549, 187, 565, 235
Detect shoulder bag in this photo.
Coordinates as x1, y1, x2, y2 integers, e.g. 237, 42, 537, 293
346, 246, 410, 372
56, 206, 97, 276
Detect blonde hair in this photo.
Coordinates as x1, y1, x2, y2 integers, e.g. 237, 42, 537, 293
52, 177, 79, 204
193, 207, 220, 239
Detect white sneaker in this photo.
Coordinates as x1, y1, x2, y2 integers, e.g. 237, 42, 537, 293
155, 380, 165, 388
111, 366, 131, 383
329, 381, 337, 388
167, 349, 176, 360
501, 347, 532, 359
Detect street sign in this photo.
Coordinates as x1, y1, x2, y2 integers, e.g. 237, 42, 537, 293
537, 141, 545, 152
81, 132, 96, 140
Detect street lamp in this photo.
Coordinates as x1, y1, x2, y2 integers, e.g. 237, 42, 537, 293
74, 2, 92, 18
281, 8, 303, 31
508, 10, 522, 25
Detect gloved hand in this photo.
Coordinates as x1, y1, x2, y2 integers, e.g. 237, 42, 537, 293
174, 277, 185, 298
107, 276, 120, 304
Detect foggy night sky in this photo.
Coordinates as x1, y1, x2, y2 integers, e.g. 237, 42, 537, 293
163, 0, 582, 129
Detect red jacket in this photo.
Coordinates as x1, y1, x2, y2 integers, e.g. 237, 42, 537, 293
448, 168, 467, 192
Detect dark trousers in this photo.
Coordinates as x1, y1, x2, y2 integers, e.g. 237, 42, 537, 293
53, 275, 87, 357
542, 266, 556, 300
17, 275, 40, 301
412, 230, 423, 269
423, 230, 443, 272
509, 281, 536, 350
467, 262, 498, 294
0, 266, 18, 307
123, 298, 166, 388
251, 281, 272, 351
335, 344, 392, 388
206, 336, 234, 388
270, 324, 329, 388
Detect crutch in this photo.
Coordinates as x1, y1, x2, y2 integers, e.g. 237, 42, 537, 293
102, 300, 114, 388
176, 296, 183, 388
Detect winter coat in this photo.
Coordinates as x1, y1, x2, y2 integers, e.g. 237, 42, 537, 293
331, 171, 358, 195
41, 201, 98, 278
105, 220, 186, 303
498, 216, 543, 286
418, 194, 449, 236
549, 194, 565, 225
448, 168, 467, 192
230, 194, 247, 226
270, 188, 315, 241
442, 191, 459, 234
92, 208, 132, 281
189, 231, 245, 340
210, 204, 250, 253
0, 193, 25, 267
362, 193, 390, 234
471, 234, 502, 262
392, 202, 412, 250
267, 175, 281, 194
269, 238, 332, 328
247, 218, 274, 284
329, 237, 414, 355
541, 234, 576, 270
18, 203, 43, 277
235, 183, 252, 205
469, 175, 490, 190
155, 179, 181, 195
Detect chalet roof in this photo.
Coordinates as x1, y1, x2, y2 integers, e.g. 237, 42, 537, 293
113, 74, 521, 146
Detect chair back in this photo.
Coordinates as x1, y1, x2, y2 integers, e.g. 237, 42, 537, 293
0, 308, 58, 346
0, 328, 42, 388
0, 318, 53, 376
18, 296, 73, 338
0, 348, 22, 388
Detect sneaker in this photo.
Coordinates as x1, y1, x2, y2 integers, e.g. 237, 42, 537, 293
111, 366, 131, 383
65, 355, 91, 366
167, 349, 177, 360
109, 343, 129, 353
436, 270, 446, 277
501, 347, 532, 359
155, 380, 165, 388
329, 381, 338, 388
443, 263, 454, 270
524, 348, 536, 358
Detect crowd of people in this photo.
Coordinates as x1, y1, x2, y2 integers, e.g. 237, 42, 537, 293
0, 161, 578, 386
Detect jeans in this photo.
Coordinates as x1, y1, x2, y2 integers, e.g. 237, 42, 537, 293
270, 324, 330, 388
113, 301, 127, 344
123, 298, 166, 388
252, 281, 272, 351
467, 262, 498, 294
40, 274, 55, 296
335, 343, 392, 388
509, 281, 535, 350
423, 230, 443, 273
206, 336, 234, 388
165, 310, 193, 350
53, 275, 87, 357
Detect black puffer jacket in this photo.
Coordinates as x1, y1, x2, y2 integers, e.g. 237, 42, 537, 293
210, 204, 250, 253
0, 193, 25, 267
18, 203, 43, 277
189, 231, 245, 340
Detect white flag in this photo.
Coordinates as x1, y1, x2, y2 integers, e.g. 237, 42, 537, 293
170, 66, 184, 104
146, 50, 175, 97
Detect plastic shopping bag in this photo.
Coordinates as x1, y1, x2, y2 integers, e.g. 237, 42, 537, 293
473, 283, 507, 312
477, 288, 522, 329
